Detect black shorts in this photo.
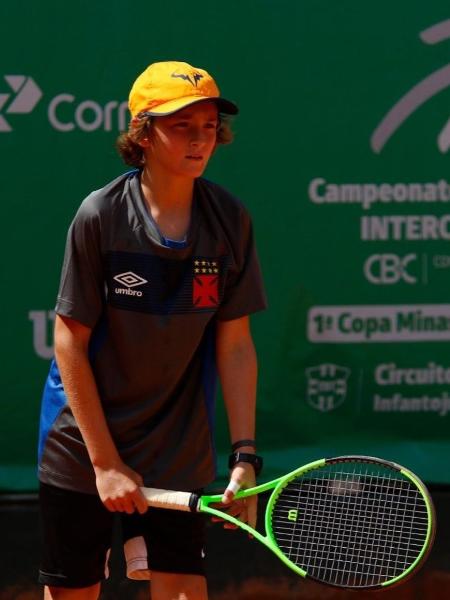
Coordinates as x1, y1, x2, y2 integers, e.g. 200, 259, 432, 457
38, 482, 206, 588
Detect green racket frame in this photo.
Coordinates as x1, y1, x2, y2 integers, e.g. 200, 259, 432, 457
199, 456, 435, 589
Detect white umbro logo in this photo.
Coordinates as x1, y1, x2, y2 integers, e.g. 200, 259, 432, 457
114, 271, 148, 288
113, 271, 148, 297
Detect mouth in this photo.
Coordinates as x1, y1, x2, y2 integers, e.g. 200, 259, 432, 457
185, 155, 203, 161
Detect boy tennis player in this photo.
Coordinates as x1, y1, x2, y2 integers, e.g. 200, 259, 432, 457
37, 61, 266, 599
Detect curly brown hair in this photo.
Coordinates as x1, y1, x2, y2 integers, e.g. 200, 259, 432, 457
116, 112, 234, 168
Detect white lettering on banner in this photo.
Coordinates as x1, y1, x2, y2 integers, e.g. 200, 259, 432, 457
48, 94, 128, 132
308, 178, 450, 210
29, 310, 55, 359
373, 393, 450, 417
360, 215, 450, 241
308, 304, 450, 343
375, 362, 450, 385
364, 254, 417, 284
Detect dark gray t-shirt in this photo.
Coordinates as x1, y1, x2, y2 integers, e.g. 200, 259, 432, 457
38, 170, 267, 494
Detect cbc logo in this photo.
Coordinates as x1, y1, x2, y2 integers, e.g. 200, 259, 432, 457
364, 254, 417, 285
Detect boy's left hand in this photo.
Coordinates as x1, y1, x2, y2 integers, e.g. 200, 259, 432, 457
212, 463, 258, 530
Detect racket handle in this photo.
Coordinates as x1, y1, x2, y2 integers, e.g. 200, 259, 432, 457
140, 487, 200, 512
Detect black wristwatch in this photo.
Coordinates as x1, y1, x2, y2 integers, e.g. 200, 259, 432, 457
228, 452, 263, 476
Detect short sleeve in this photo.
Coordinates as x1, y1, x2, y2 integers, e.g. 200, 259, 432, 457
55, 198, 104, 328
216, 210, 267, 321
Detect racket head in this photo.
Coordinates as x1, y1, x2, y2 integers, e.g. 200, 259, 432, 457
265, 455, 435, 589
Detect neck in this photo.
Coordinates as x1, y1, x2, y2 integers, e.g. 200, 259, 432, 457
140, 164, 194, 210
139, 164, 195, 242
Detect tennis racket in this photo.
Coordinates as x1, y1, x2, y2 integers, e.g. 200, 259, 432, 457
141, 455, 435, 590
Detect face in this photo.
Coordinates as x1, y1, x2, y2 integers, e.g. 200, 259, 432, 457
142, 101, 219, 179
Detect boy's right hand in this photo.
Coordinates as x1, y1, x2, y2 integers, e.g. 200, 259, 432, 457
94, 462, 148, 514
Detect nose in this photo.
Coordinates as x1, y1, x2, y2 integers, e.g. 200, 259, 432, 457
189, 127, 208, 147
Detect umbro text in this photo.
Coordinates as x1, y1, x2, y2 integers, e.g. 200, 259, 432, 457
115, 288, 143, 297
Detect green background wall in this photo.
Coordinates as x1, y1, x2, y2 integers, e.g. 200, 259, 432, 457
2, 1, 450, 490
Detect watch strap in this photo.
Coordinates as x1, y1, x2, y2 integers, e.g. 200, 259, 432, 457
228, 452, 263, 476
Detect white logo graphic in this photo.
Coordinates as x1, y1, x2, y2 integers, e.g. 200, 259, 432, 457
371, 20, 450, 153
114, 272, 148, 287
0, 75, 42, 131
305, 363, 351, 412
114, 271, 148, 297
1, 74, 127, 133
364, 254, 417, 285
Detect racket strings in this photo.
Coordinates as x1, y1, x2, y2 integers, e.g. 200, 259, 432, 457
271, 464, 429, 588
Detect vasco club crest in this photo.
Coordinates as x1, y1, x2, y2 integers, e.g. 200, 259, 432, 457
193, 258, 219, 308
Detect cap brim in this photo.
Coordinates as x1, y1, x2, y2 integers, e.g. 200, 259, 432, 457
146, 95, 239, 116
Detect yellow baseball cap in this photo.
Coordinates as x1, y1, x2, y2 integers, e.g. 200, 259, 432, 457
128, 61, 238, 118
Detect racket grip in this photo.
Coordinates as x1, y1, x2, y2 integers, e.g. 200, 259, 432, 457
140, 487, 200, 512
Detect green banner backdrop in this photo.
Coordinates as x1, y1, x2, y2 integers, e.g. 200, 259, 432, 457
2, 1, 450, 491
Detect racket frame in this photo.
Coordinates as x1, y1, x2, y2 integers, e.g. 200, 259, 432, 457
197, 455, 435, 588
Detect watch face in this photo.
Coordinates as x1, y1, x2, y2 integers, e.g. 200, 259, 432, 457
228, 452, 263, 475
